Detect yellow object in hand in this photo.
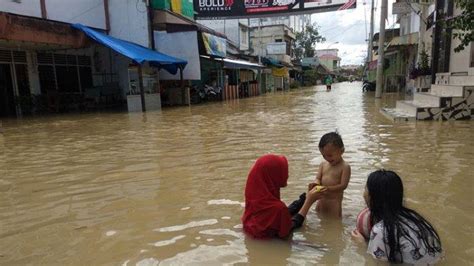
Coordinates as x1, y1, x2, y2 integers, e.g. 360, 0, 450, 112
314, 185, 325, 192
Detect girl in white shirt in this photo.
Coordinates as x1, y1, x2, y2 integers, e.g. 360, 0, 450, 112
352, 170, 443, 264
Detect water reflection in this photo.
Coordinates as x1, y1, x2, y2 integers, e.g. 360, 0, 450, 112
1, 82, 473, 265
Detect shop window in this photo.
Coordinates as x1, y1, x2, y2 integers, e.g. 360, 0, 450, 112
12, 51, 27, 63
37, 53, 53, 64
240, 27, 248, 46
15, 64, 30, 96
56, 65, 79, 93
37, 53, 93, 93
0, 50, 12, 62
79, 66, 93, 89
38, 65, 56, 94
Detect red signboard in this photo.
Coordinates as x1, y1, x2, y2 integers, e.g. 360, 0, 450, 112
194, 0, 356, 19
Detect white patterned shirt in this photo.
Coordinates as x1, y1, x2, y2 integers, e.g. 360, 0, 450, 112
367, 220, 442, 265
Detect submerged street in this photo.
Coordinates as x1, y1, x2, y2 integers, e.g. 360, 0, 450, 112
1, 82, 473, 265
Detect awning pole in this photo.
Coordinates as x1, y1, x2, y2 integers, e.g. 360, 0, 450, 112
138, 64, 146, 112
180, 67, 187, 105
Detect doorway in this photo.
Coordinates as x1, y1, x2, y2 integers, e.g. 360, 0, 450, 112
0, 64, 16, 117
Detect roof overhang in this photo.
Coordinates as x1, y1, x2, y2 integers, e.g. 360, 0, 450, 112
0, 12, 89, 49
152, 9, 226, 39
200, 55, 264, 70
73, 23, 187, 74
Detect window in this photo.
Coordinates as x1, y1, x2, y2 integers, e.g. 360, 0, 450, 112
38, 65, 55, 94
37, 53, 93, 93
56, 66, 79, 93
275, 39, 283, 42
240, 27, 248, 46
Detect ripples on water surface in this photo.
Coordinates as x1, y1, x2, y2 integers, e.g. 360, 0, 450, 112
1, 82, 473, 265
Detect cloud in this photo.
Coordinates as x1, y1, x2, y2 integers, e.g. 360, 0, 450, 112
310, 0, 398, 65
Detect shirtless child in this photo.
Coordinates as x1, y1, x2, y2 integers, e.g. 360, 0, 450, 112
309, 132, 351, 218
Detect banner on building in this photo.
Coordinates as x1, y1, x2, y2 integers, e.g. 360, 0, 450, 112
194, 0, 356, 19
272, 67, 288, 77
202, 32, 227, 57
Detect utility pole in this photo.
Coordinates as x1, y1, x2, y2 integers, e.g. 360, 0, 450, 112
368, 0, 375, 62
375, 0, 387, 98
417, 3, 427, 64
258, 18, 262, 94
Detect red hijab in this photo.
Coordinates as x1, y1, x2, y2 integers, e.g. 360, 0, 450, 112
241, 154, 292, 238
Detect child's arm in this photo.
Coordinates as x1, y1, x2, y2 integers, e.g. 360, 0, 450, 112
308, 163, 323, 191
315, 163, 323, 185
326, 164, 351, 193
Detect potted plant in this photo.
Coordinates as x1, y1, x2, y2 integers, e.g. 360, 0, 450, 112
409, 48, 431, 89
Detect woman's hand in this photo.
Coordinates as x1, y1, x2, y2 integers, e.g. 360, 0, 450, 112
306, 186, 327, 204
351, 229, 366, 244
308, 182, 317, 191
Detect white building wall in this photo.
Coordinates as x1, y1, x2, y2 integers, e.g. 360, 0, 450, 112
107, 0, 150, 94
248, 16, 304, 32
0, 0, 106, 29
108, 0, 150, 47
0, 0, 42, 18
46, 0, 106, 29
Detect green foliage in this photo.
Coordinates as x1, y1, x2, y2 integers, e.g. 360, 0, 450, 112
289, 81, 300, 89
337, 76, 349, 82
302, 69, 321, 86
293, 23, 325, 61
447, 0, 473, 52
409, 48, 431, 79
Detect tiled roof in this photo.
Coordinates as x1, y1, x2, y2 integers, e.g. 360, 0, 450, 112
318, 54, 341, 60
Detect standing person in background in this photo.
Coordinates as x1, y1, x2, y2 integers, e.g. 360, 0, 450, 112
325, 75, 333, 91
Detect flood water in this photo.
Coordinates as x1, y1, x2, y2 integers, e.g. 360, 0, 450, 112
1, 82, 473, 265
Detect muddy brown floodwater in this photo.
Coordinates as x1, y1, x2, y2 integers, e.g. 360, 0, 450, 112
1, 82, 473, 265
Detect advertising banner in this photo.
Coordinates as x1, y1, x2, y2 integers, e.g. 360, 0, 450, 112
272, 67, 288, 77
202, 32, 227, 57
194, 0, 356, 19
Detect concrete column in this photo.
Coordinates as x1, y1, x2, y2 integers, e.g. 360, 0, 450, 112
27, 51, 41, 95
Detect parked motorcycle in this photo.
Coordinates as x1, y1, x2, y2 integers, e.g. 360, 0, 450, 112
204, 84, 222, 101
190, 84, 222, 104
362, 80, 376, 92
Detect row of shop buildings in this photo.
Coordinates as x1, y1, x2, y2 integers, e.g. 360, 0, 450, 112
0, 1, 303, 118
366, 0, 473, 94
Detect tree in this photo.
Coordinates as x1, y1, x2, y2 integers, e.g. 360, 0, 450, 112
293, 23, 325, 61
447, 0, 473, 52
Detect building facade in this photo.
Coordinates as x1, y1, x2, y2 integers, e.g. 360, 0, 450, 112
316, 49, 341, 72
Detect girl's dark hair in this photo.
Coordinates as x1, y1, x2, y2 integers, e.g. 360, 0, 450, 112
318, 132, 344, 149
367, 170, 442, 263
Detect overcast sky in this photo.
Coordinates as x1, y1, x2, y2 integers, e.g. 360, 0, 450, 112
311, 0, 397, 65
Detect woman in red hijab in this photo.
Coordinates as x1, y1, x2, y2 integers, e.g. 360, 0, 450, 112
242, 154, 326, 239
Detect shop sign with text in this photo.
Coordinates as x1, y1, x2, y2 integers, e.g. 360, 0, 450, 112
194, 0, 356, 19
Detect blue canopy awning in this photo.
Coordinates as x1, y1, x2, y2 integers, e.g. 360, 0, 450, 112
72, 23, 187, 75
